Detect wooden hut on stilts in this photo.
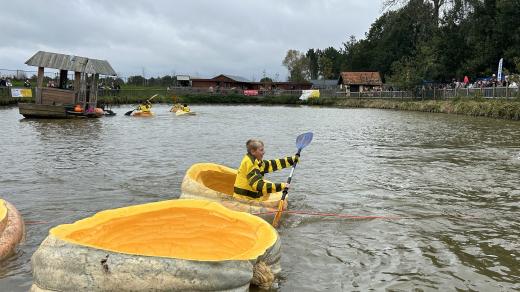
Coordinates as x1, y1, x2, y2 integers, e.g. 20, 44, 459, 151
19, 51, 117, 118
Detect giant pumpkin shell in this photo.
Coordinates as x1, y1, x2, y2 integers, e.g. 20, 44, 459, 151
31, 199, 281, 291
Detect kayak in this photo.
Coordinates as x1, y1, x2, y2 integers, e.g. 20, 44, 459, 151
131, 110, 154, 117
31, 199, 281, 291
180, 163, 287, 218
0, 199, 25, 261
176, 110, 196, 116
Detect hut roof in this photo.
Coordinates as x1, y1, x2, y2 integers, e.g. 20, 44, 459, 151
310, 79, 338, 88
214, 74, 251, 83
338, 72, 382, 86
25, 51, 116, 76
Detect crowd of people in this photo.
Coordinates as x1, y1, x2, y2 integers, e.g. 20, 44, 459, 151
422, 74, 519, 91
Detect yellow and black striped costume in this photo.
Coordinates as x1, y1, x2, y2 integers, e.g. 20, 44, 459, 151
233, 154, 298, 201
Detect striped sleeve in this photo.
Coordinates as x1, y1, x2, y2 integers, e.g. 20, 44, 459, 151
247, 168, 286, 195
261, 156, 298, 174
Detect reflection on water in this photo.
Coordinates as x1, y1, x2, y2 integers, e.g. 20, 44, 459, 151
0, 105, 519, 291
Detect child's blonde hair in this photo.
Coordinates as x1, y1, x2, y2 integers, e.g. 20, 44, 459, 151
246, 139, 264, 154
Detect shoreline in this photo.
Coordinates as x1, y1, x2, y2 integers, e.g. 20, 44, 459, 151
2, 93, 519, 121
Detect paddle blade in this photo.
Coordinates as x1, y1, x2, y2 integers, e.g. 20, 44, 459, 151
296, 132, 313, 150
124, 110, 134, 116
272, 200, 285, 228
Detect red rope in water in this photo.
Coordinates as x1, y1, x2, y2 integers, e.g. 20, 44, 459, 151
253, 210, 402, 220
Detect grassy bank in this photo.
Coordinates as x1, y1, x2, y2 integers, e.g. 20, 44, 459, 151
308, 97, 520, 120
2, 88, 520, 120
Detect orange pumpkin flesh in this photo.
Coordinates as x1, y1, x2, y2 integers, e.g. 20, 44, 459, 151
50, 200, 277, 261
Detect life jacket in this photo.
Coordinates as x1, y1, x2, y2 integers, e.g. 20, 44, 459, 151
233, 154, 297, 201
139, 104, 151, 112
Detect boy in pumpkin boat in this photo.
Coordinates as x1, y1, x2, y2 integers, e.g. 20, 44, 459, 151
233, 139, 299, 201
182, 104, 191, 112
137, 100, 152, 113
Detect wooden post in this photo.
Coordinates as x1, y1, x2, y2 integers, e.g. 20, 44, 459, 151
36, 66, 44, 104
59, 69, 68, 89
74, 71, 81, 103
89, 73, 98, 109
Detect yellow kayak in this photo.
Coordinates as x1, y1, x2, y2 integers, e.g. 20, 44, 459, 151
180, 163, 287, 218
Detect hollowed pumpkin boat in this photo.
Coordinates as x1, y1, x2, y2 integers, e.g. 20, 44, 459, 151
31, 199, 281, 291
175, 110, 196, 116
131, 110, 155, 117
0, 199, 25, 261
180, 163, 287, 218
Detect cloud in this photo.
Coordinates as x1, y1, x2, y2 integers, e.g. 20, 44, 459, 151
0, 0, 382, 80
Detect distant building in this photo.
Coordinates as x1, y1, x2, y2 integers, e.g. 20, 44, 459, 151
270, 81, 311, 90
338, 72, 382, 92
191, 74, 312, 90
310, 79, 338, 90
192, 74, 254, 89
174, 75, 191, 87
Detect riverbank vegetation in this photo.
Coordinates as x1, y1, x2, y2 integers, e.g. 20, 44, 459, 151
2, 89, 519, 120
307, 97, 520, 120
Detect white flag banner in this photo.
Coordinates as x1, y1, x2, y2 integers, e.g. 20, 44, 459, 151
497, 58, 504, 81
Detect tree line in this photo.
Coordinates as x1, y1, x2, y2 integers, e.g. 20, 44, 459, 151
283, 0, 520, 88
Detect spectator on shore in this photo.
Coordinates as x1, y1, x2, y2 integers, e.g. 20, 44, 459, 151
0, 77, 6, 87
24, 79, 31, 88
5, 79, 12, 87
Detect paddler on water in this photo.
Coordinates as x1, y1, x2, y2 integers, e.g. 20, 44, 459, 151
233, 139, 299, 201
137, 99, 152, 113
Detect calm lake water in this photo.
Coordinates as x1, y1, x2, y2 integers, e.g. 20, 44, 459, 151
0, 104, 519, 291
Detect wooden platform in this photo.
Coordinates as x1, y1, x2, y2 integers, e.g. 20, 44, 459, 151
18, 103, 101, 119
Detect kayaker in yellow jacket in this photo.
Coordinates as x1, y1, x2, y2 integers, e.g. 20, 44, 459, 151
182, 104, 191, 112
138, 100, 152, 112
233, 139, 299, 201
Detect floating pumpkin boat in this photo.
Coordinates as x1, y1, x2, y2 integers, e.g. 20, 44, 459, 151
180, 163, 287, 218
31, 199, 281, 291
0, 199, 25, 261
175, 110, 196, 116
131, 110, 155, 117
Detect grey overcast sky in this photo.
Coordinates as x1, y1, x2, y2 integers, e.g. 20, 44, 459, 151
0, 0, 382, 80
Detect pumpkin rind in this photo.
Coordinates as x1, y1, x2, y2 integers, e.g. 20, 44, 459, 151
31, 199, 281, 291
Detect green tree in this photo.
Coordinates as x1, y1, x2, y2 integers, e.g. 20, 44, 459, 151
306, 49, 320, 80
282, 50, 310, 82
260, 77, 273, 83
128, 75, 146, 86
318, 55, 334, 79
